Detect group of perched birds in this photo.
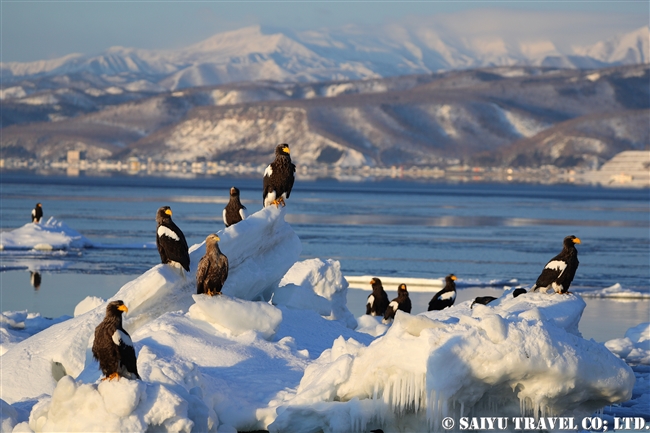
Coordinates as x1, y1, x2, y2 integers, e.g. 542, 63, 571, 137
367, 234, 581, 321
75, 143, 581, 382
91, 144, 296, 381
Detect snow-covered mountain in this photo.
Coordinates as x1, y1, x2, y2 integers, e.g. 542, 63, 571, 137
1, 25, 648, 91
3, 64, 648, 168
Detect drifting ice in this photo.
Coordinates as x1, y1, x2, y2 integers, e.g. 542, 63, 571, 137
0, 206, 637, 432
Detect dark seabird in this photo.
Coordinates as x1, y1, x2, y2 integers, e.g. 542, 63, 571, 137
92, 300, 140, 381
156, 206, 190, 273
31, 203, 43, 223
470, 296, 497, 309
196, 234, 229, 296
30, 271, 42, 290
383, 283, 412, 321
531, 235, 581, 294
513, 288, 527, 298
366, 277, 389, 317
223, 187, 247, 227
263, 144, 295, 208
428, 274, 457, 311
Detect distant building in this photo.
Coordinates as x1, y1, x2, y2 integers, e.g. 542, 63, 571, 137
67, 150, 86, 165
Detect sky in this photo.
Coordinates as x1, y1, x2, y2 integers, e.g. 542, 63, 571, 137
1, 1, 648, 63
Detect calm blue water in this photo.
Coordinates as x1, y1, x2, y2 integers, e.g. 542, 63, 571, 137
1, 172, 648, 341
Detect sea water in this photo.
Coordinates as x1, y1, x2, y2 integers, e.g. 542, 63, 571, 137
1, 172, 648, 341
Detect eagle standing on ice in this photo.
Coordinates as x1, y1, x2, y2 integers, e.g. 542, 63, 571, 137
92, 300, 140, 381
383, 283, 412, 321
156, 206, 190, 273
223, 187, 247, 227
263, 144, 295, 208
428, 274, 457, 311
532, 235, 581, 294
32, 203, 43, 223
196, 234, 229, 296
366, 277, 389, 317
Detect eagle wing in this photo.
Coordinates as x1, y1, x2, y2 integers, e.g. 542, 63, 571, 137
114, 329, 140, 379
196, 255, 210, 294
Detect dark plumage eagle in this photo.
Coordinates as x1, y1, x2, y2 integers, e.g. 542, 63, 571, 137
263, 144, 295, 208
532, 235, 581, 294
196, 234, 229, 296
223, 187, 247, 227
384, 283, 412, 321
156, 206, 190, 273
32, 203, 43, 223
366, 277, 389, 317
428, 274, 457, 311
470, 296, 497, 309
92, 300, 140, 381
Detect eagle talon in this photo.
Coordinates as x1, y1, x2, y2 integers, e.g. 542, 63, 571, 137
103, 372, 121, 381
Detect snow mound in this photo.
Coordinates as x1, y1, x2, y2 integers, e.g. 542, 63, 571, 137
605, 322, 650, 365
275, 258, 357, 328
188, 294, 282, 339
27, 375, 195, 433
270, 292, 634, 433
212, 206, 302, 301
355, 315, 389, 337
0, 218, 92, 250
73, 296, 105, 317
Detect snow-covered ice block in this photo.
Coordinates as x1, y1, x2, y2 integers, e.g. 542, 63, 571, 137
188, 294, 282, 339
27, 375, 194, 433
605, 322, 650, 365
0, 204, 298, 405
270, 294, 635, 433
275, 259, 357, 328
197, 205, 301, 301
0, 218, 92, 250
355, 315, 388, 337
73, 296, 105, 317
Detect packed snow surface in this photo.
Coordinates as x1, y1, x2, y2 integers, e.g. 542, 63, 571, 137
0, 206, 638, 432
606, 322, 650, 365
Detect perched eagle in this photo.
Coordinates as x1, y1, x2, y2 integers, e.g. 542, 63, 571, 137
263, 144, 295, 208
470, 296, 497, 309
223, 187, 247, 227
428, 274, 457, 311
532, 235, 581, 294
92, 300, 140, 381
366, 277, 389, 317
31, 203, 43, 223
383, 283, 412, 321
156, 206, 190, 272
196, 234, 229, 296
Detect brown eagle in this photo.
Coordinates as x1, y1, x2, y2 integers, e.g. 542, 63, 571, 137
196, 234, 229, 296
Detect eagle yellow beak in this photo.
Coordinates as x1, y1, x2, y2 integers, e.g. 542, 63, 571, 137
451, 275, 457, 281
370, 279, 375, 284
283, 146, 290, 154
118, 304, 129, 313
573, 237, 581, 244
211, 234, 220, 242
165, 208, 172, 216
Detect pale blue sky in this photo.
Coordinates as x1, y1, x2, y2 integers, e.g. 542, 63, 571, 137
1, 1, 648, 62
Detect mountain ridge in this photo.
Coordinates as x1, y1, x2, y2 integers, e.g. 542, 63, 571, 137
1, 25, 647, 91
